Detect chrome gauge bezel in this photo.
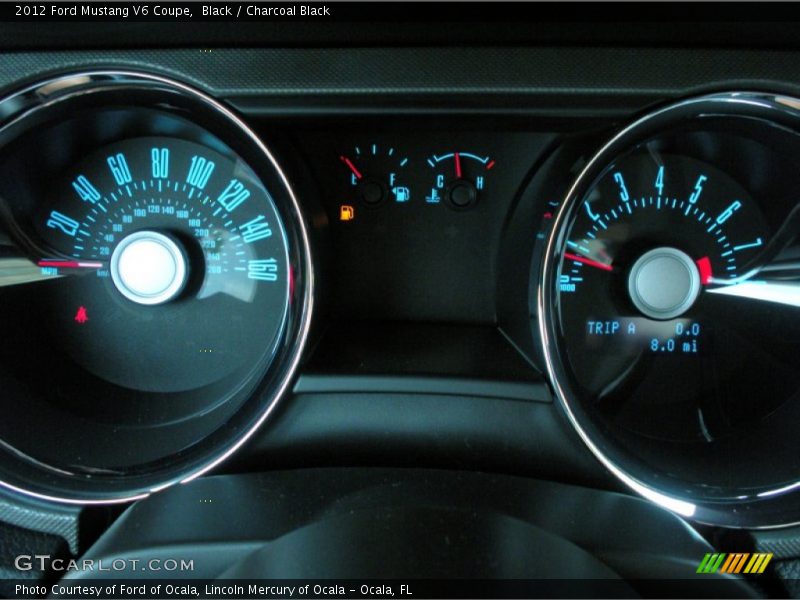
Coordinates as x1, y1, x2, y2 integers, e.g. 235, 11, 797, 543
0, 71, 314, 504
539, 92, 800, 528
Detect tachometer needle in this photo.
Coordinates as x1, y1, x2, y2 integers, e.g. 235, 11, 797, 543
564, 252, 614, 272
455, 152, 462, 178
340, 156, 363, 180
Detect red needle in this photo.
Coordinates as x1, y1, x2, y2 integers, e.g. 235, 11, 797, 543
455, 152, 462, 178
340, 156, 363, 180
38, 260, 103, 269
564, 252, 614, 272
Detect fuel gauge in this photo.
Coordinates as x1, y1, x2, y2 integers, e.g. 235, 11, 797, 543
425, 151, 495, 209
339, 144, 411, 207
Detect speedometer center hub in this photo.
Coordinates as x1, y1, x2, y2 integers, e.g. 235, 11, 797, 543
110, 230, 187, 305
627, 247, 700, 320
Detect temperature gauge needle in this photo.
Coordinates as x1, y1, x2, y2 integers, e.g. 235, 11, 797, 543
564, 252, 614, 272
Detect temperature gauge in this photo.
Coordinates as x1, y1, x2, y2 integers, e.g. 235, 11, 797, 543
425, 151, 495, 209
339, 144, 411, 207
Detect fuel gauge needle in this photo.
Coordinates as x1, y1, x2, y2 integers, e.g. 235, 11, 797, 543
564, 252, 614, 272
339, 156, 363, 180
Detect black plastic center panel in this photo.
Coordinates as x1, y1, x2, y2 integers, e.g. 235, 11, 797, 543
291, 125, 554, 323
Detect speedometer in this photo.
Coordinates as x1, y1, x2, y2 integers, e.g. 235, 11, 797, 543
37, 137, 289, 395
540, 92, 800, 526
0, 72, 313, 503
559, 152, 770, 439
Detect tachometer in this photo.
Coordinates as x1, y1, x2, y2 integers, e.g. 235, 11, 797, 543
559, 153, 769, 410
540, 92, 800, 527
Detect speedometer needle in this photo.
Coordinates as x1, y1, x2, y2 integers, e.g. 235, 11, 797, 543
38, 259, 104, 269
0, 257, 101, 288
564, 252, 614, 272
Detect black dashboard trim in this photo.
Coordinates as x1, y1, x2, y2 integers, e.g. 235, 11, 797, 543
293, 374, 550, 403
2, 47, 800, 112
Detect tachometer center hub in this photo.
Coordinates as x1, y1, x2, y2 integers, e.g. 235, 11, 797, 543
110, 230, 187, 305
627, 247, 700, 320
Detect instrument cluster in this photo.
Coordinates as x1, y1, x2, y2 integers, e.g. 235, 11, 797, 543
3, 70, 800, 528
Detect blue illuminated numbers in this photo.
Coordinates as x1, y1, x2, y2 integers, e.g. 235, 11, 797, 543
186, 156, 215, 189
715, 200, 742, 225
239, 215, 272, 243
217, 179, 251, 212
151, 148, 169, 178
247, 258, 278, 281
651, 338, 676, 352
46, 210, 79, 237
654, 166, 664, 196
585, 203, 600, 221
613, 172, 629, 202
107, 153, 132, 185
72, 175, 101, 203
675, 322, 701, 336
733, 238, 763, 252
688, 175, 707, 204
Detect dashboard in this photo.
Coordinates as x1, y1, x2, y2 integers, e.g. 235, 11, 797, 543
3, 10, 800, 598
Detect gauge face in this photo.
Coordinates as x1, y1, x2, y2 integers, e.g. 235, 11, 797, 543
0, 72, 312, 503
425, 151, 495, 208
540, 93, 800, 526
339, 144, 411, 206
558, 152, 774, 441
35, 137, 289, 394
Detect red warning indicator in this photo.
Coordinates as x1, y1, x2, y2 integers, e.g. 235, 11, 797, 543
74, 306, 89, 324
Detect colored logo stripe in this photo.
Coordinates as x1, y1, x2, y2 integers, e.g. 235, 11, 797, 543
697, 553, 773, 574
697, 553, 726, 573
744, 553, 773, 574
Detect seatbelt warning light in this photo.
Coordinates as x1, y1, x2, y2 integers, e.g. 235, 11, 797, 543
74, 306, 89, 324
340, 205, 355, 221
